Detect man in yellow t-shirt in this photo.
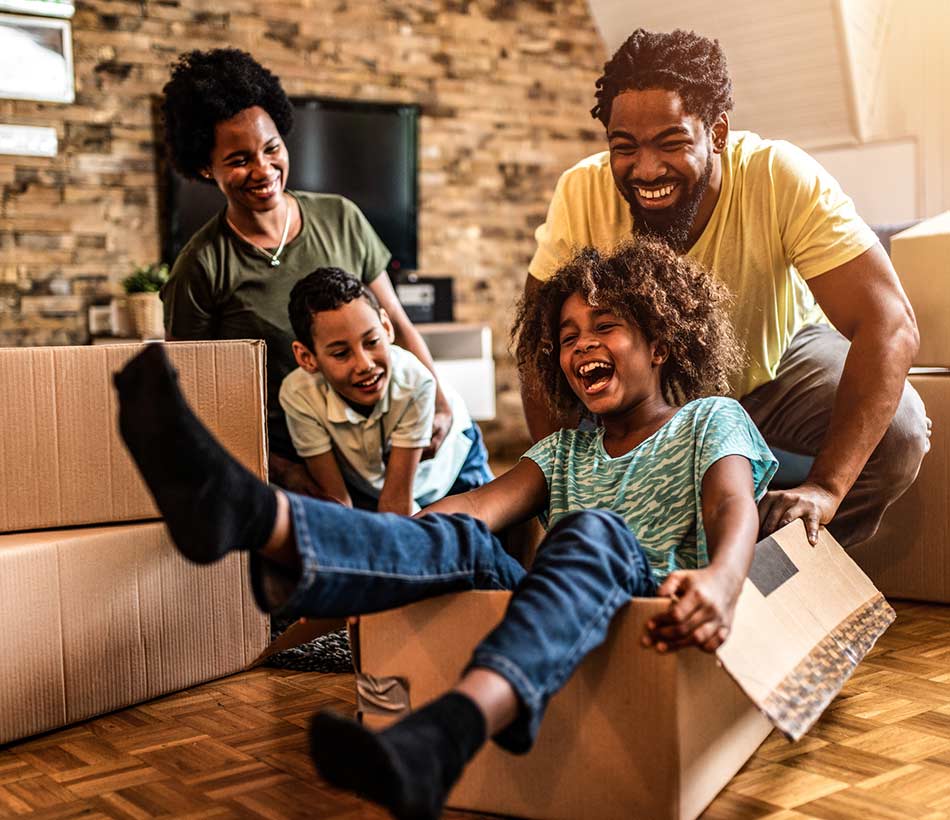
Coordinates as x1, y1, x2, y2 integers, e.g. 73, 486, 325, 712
523, 28, 929, 548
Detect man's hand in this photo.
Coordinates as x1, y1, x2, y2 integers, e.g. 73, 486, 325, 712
643, 566, 744, 653
757, 481, 840, 546
421, 397, 453, 460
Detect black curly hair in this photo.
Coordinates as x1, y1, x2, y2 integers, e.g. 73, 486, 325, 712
513, 240, 742, 416
591, 29, 734, 129
161, 48, 295, 181
289, 267, 381, 352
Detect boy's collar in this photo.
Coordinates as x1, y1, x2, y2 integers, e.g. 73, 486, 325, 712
324, 380, 392, 425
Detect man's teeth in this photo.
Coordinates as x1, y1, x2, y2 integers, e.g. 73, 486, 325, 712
637, 184, 674, 199
356, 372, 382, 387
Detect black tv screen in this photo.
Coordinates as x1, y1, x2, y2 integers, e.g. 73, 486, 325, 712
164, 97, 419, 272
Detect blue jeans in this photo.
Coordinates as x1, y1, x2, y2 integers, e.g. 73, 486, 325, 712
253, 497, 657, 753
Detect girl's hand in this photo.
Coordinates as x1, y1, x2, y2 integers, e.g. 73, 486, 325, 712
642, 566, 744, 653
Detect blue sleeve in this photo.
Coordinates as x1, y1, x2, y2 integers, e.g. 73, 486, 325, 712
696, 399, 777, 501
521, 430, 561, 490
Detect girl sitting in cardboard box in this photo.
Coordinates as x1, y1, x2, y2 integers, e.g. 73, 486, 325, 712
114, 239, 776, 820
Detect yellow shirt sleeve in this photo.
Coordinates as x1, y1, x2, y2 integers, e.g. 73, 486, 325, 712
528, 152, 632, 282
769, 140, 879, 280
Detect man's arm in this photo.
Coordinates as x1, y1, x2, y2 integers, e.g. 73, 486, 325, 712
520, 273, 578, 441
645, 455, 759, 653
377, 446, 423, 515
368, 272, 452, 456
759, 243, 919, 543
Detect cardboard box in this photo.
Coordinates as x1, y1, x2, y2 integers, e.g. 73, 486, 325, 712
851, 371, 950, 601
0, 340, 267, 534
890, 212, 950, 366
0, 521, 269, 745
355, 522, 893, 820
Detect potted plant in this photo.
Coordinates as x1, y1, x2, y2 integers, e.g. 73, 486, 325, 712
122, 263, 169, 340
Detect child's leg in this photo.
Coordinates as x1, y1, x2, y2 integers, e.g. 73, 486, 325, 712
310, 509, 655, 820
114, 344, 526, 619
445, 424, 494, 495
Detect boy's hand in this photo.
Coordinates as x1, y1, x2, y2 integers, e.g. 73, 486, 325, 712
422, 406, 453, 460
642, 566, 744, 654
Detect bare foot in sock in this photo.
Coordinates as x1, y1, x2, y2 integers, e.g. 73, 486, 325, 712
309, 692, 486, 820
114, 343, 277, 564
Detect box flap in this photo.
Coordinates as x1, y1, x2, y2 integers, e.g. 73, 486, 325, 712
717, 521, 895, 741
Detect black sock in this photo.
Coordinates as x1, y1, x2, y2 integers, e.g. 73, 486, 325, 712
114, 343, 278, 565
309, 692, 486, 820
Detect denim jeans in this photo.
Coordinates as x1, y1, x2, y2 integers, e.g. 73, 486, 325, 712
252, 496, 657, 753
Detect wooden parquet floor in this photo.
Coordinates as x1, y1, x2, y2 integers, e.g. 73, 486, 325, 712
3, 600, 950, 819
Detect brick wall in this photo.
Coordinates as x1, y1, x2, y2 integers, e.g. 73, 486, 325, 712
0, 0, 607, 455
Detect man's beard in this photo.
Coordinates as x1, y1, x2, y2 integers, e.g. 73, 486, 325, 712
625, 153, 713, 253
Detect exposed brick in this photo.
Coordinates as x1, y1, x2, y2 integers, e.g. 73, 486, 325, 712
0, 0, 606, 451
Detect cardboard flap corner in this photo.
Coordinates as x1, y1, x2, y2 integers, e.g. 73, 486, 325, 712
717, 520, 895, 741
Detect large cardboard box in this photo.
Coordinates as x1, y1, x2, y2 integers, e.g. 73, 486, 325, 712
890, 212, 950, 366
355, 523, 893, 820
0, 521, 269, 745
0, 340, 267, 533
851, 371, 950, 601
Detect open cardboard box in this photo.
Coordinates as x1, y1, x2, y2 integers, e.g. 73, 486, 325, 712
352, 522, 894, 820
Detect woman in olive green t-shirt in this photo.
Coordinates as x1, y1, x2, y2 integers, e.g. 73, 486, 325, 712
159, 48, 452, 496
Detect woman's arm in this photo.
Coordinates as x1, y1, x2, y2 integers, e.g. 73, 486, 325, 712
645, 455, 759, 653
368, 273, 453, 456
377, 446, 423, 515
420, 458, 549, 533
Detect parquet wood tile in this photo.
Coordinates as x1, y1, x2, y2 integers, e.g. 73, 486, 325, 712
4, 602, 950, 818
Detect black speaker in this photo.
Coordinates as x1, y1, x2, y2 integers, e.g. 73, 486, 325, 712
395, 276, 454, 324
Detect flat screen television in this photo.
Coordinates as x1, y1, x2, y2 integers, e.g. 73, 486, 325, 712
163, 97, 419, 272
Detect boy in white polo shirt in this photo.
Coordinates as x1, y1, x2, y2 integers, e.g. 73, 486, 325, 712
279, 267, 492, 514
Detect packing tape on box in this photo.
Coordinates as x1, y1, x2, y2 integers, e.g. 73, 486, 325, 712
356, 673, 411, 716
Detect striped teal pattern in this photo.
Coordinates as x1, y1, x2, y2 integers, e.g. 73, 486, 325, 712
523, 397, 777, 581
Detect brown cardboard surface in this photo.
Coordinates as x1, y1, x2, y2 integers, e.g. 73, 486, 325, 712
356, 522, 892, 820
852, 373, 950, 601
890, 212, 950, 366
0, 521, 269, 746
0, 340, 267, 534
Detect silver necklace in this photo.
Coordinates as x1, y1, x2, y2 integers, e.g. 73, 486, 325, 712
227, 198, 292, 267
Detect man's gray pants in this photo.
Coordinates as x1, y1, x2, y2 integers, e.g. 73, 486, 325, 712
739, 324, 930, 547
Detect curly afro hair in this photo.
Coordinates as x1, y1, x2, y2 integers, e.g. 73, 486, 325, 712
591, 29, 733, 129
513, 239, 743, 417
161, 48, 294, 181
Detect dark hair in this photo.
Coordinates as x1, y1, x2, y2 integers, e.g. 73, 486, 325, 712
289, 268, 381, 351
161, 48, 295, 181
591, 29, 734, 129
512, 239, 742, 416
